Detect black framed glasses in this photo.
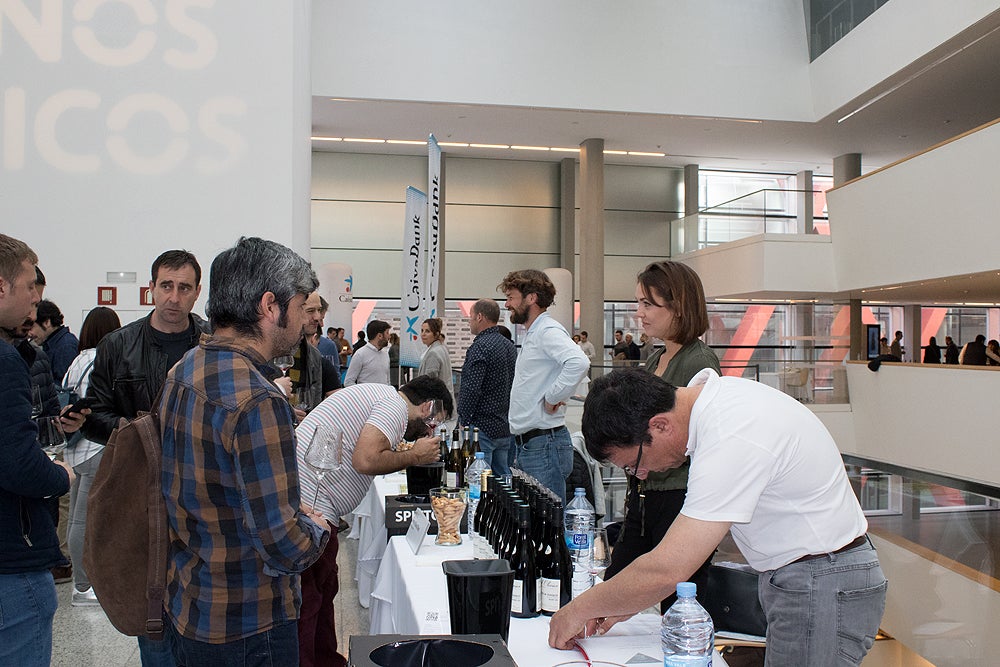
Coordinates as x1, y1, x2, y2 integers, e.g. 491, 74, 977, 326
623, 440, 644, 477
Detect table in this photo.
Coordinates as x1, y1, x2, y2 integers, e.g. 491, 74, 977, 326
369, 535, 728, 666
346, 472, 406, 608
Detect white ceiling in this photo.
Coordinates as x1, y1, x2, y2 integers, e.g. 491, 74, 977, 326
310, 15, 1000, 304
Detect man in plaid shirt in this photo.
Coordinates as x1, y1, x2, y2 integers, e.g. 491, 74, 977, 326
159, 237, 330, 665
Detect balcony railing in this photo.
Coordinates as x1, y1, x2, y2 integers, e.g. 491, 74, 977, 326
671, 189, 829, 254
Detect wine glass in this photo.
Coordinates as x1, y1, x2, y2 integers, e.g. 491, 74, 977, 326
292, 387, 312, 413
422, 399, 444, 433
590, 527, 612, 581
304, 424, 343, 508
273, 355, 294, 376
30, 385, 45, 418
37, 416, 67, 460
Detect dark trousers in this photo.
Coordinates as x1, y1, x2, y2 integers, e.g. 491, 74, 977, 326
298, 533, 346, 667
166, 619, 298, 667
604, 478, 713, 613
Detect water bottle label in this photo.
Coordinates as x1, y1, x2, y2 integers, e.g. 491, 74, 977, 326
570, 532, 590, 549
469, 485, 481, 500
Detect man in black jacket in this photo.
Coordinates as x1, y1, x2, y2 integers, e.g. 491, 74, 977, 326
0, 234, 75, 666
82, 249, 207, 666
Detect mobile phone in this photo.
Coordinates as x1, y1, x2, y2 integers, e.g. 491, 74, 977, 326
65, 397, 97, 414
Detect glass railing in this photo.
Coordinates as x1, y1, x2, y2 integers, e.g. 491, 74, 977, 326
670, 189, 829, 253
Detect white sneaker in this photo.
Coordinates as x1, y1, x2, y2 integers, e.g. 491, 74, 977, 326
71, 587, 100, 607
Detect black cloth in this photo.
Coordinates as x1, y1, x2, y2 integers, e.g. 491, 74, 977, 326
457, 325, 517, 439
602, 477, 712, 613
945, 341, 960, 365
0, 339, 70, 574
353, 338, 366, 352
83, 313, 209, 445
612, 340, 628, 359
151, 323, 197, 371
922, 344, 941, 364
626, 342, 640, 361
962, 340, 987, 366
42, 325, 79, 385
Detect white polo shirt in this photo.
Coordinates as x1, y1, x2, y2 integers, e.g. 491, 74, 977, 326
681, 369, 867, 572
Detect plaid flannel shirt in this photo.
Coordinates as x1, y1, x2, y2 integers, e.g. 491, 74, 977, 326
159, 336, 329, 643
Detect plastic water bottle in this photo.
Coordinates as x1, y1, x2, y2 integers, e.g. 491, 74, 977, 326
661, 582, 714, 666
465, 453, 490, 548
564, 487, 595, 598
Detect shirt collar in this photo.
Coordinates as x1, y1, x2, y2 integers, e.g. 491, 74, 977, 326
685, 368, 720, 456
202, 335, 276, 377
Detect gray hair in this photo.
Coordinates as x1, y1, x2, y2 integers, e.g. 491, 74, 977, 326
206, 237, 318, 339
472, 298, 500, 324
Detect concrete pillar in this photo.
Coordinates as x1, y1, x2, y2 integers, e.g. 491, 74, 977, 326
579, 139, 606, 361
849, 299, 864, 361
559, 158, 576, 278
833, 153, 862, 187
905, 305, 921, 363
796, 170, 814, 234
684, 164, 700, 216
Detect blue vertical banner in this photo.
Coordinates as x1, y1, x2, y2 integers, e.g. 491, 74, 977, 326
425, 134, 442, 320
401, 186, 428, 368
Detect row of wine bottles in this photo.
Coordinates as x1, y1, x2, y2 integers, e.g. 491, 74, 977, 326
439, 425, 481, 488
471, 471, 574, 618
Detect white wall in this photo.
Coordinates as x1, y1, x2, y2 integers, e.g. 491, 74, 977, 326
1, 1, 312, 331
680, 234, 835, 299
310, 152, 677, 301
843, 362, 1000, 486
810, 0, 1000, 119
311, 0, 814, 122
827, 120, 1000, 294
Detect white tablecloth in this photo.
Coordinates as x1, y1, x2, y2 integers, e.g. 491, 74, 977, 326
369, 535, 728, 667
346, 472, 406, 608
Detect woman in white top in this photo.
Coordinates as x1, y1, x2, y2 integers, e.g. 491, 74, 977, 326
62, 306, 120, 606
417, 318, 454, 399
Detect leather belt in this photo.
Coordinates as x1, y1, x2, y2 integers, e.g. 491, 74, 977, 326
513, 426, 566, 445
792, 534, 869, 564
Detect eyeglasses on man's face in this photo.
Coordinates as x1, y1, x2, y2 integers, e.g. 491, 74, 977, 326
622, 440, 644, 478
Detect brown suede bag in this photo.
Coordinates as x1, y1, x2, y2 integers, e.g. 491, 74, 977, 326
83, 411, 168, 639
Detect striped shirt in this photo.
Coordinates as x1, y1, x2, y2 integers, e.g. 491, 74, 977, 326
295, 384, 407, 520
159, 337, 329, 643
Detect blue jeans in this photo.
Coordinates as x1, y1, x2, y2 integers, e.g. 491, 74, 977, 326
759, 540, 887, 666
513, 426, 573, 503
477, 433, 513, 478
139, 634, 177, 667
0, 571, 58, 667
166, 618, 299, 667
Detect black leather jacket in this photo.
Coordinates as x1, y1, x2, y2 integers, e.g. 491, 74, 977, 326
83, 313, 209, 445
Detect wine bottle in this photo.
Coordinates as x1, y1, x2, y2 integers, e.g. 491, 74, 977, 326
460, 426, 473, 476
542, 501, 572, 613
445, 433, 462, 488
472, 426, 480, 456
510, 504, 539, 618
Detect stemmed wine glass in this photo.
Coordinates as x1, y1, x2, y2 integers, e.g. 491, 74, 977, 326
293, 388, 312, 413
590, 527, 612, 582
273, 355, 294, 376
30, 385, 45, 418
304, 424, 343, 508
37, 416, 67, 460
422, 399, 444, 434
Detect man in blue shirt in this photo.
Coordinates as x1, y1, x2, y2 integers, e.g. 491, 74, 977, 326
458, 299, 517, 476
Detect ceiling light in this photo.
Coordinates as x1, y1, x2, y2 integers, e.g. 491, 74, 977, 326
628, 151, 666, 157
439, 142, 469, 147
510, 145, 549, 151
343, 138, 385, 143
311, 136, 343, 142
386, 139, 425, 145
549, 147, 580, 153
604, 150, 628, 155
469, 143, 509, 149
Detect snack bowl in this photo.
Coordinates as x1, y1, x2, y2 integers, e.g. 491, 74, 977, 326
429, 487, 468, 546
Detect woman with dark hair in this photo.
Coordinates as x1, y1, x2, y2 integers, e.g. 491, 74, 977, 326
987, 339, 1000, 366
62, 306, 121, 607
417, 318, 454, 399
922, 336, 941, 364
602, 260, 720, 612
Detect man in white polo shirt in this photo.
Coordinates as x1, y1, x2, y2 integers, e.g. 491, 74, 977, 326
550, 367, 886, 666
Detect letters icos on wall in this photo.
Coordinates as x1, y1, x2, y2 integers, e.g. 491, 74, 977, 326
1, 0, 249, 175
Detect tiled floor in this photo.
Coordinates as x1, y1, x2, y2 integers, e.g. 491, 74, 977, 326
51, 534, 368, 666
